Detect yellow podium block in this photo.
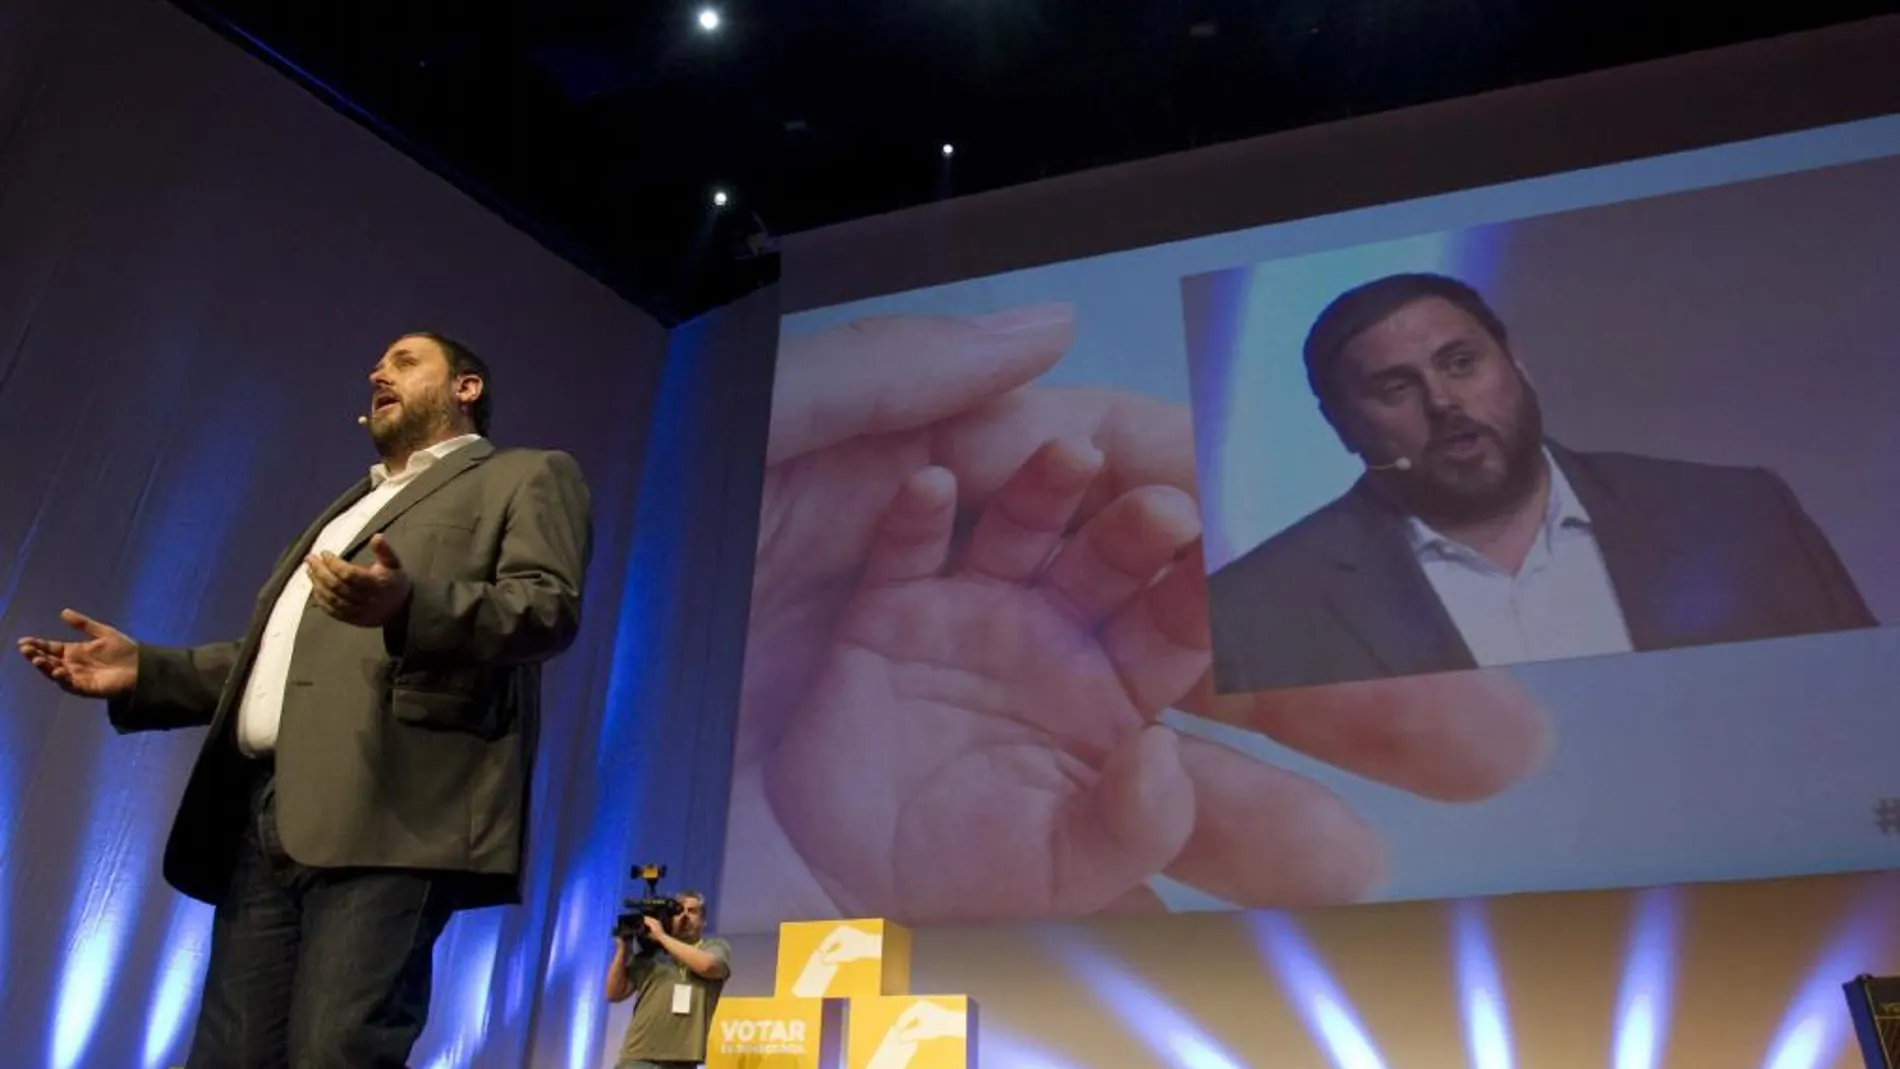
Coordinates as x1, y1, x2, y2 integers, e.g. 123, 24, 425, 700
774, 919, 912, 999
706, 995, 844, 1069
845, 996, 977, 1069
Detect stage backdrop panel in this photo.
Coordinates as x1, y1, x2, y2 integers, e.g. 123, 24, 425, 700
0, 1, 741, 1068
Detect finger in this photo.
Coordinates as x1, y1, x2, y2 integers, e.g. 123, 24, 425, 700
769, 305, 1076, 466
21, 649, 70, 683
1162, 735, 1383, 907
959, 439, 1102, 582
1176, 669, 1551, 802
369, 534, 402, 570
307, 586, 336, 617
307, 555, 370, 598
309, 584, 357, 619
1040, 486, 1200, 627
305, 554, 342, 591
1099, 544, 1212, 715
22, 647, 78, 689
315, 551, 369, 583
1054, 724, 1194, 914
862, 467, 958, 585
306, 568, 364, 609
59, 608, 109, 638
932, 389, 1197, 522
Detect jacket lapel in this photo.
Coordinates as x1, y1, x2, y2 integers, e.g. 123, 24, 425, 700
1319, 483, 1477, 677
339, 438, 494, 560
1547, 443, 1671, 650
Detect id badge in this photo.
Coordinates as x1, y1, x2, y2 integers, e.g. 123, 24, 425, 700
671, 982, 693, 1015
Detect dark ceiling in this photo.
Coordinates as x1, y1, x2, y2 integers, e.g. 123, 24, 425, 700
170, 0, 1898, 326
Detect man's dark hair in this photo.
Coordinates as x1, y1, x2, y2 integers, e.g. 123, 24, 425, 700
410, 331, 492, 436
1302, 273, 1510, 428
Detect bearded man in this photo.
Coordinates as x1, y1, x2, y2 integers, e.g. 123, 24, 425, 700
1207, 273, 1875, 693
16, 331, 593, 1068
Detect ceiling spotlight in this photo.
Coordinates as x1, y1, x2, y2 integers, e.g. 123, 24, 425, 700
697, 7, 720, 31
941, 143, 955, 158
712, 189, 729, 207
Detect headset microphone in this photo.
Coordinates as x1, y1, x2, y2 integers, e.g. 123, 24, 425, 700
357, 415, 369, 426
1366, 456, 1413, 472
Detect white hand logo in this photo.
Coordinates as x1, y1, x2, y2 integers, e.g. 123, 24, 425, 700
790, 925, 883, 997
865, 1001, 966, 1069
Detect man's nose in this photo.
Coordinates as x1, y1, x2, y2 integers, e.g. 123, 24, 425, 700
1421, 372, 1463, 416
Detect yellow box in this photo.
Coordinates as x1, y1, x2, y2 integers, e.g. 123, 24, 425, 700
774, 919, 912, 999
845, 995, 977, 1069
706, 995, 844, 1069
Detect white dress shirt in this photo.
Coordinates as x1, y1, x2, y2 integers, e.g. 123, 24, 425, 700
234, 434, 483, 757
1405, 449, 1635, 668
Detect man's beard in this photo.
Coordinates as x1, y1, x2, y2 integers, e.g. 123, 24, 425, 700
1394, 386, 1546, 527
369, 388, 456, 460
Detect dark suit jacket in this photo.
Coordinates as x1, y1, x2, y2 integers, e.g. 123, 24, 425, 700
1207, 443, 1877, 694
107, 439, 592, 908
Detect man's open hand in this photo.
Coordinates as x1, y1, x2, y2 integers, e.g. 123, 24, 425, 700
307, 534, 411, 627
16, 609, 139, 698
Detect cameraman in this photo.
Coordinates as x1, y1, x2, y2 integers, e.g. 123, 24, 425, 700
605, 891, 732, 1069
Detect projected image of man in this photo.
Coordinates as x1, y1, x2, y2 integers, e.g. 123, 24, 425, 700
606, 891, 732, 1069
1208, 273, 1878, 693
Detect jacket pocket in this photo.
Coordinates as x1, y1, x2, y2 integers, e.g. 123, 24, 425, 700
390, 687, 488, 733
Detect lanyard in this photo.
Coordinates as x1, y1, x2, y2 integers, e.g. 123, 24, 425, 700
676, 941, 700, 983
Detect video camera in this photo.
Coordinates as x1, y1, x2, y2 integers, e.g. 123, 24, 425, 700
613, 863, 683, 949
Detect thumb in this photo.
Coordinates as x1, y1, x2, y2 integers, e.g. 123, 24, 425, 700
1054, 724, 1194, 914
60, 608, 110, 639
370, 534, 402, 570
767, 304, 1076, 467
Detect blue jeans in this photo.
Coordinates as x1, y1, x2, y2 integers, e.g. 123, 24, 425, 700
183, 768, 460, 1069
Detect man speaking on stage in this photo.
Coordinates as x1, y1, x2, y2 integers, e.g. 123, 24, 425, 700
16, 332, 593, 1068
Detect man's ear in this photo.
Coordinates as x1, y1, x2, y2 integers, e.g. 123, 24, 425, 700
454, 373, 484, 406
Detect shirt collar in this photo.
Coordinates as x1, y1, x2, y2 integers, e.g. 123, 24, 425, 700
369, 433, 483, 489
1405, 446, 1593, 557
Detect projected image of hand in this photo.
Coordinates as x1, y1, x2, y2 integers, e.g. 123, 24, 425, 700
722, 304, 1551, 927
765, 438, 1209, 919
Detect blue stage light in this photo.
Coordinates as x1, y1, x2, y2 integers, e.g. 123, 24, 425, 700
51, 816, 143, 1069
1760, 877, 1900, 1069
1046, 930, 1247, 1069
1452, 900, 1516, 1069
1250, 912, 1388, 1069
1612, 887, 1682, 1069
141, 899, 212, 1069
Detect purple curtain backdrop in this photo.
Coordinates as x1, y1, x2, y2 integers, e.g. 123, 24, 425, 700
0, 0, 774, 1066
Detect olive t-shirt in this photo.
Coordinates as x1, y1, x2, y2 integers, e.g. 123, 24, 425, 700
617, 937, 732, 1064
